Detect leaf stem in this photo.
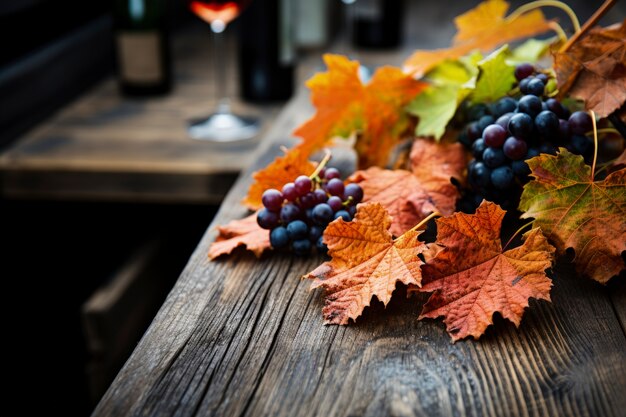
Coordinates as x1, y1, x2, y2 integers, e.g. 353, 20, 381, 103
507, 0, 581, 32
590, 110, 598, 181
503, 221, 534, 250
559, 0, 617, 53
309, 149, 332, 180
593, 127, 620, 136
398, 211, 441, 239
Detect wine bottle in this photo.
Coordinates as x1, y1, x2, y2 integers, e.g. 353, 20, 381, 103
238, 0, 294, 102
113, 0, 172, 96
354, 0, 403, 49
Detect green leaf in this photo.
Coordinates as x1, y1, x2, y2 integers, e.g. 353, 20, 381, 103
426, 59, 475, 87
407, 84, 465, 140
472, 45, 516, 104
507, 37, 555, 65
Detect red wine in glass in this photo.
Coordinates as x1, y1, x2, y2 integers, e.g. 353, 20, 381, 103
188, 0, 259, 141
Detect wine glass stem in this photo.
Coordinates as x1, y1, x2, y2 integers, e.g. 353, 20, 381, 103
212, 27, 230, 114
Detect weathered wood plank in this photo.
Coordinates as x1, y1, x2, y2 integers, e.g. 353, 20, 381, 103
93, 83, 626, 417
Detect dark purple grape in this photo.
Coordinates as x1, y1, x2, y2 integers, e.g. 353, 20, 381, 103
317, 167, 326, 179
257, 208, 280, 230
570, 134, 591, 155
526, 78, 545, 96
286, 220, 308, 240
467, 103, 490, 121
292, 239, 311, 255
458, 131, 472, 148
282, 183, 298, 201
469, 161, 492, 188
472, 138, 487, 159
304, 208, 313, 222
519, 77, 532, 95
280, 203, 301, 223
558, 119, 570, 142
545, 98, 565, 118
483, 124, 507, 147
483, 147, 507, 168
326, 178, 345, 197
493, 97, 517, 117
309, 225, 323, 242
490, 166, 514, 190
325, 167, 341, 180
294, 175, 312, 196
511, 159, 531, 178
344, 183, 363, 204
312, 203, 334, 225
536, 73, 549, 83
569, 111, 592, 135
538, 142, 557, 155
327, 196, 343, 212
508, 113, 533, 138
347, 205, 357, 217
467, 122, 482, 141
503, 137, 528, 160
477, 115, 496, 133
515, 63, 534, 81
313, 189, 328, 204
518, 95, 542, 117
262, 189, 283, 212
535, 110, 559, 137
526, 148, 540, 160
496, 112, 514, 130
334, 210, 351, 221
270, 226, 289, 248
299, 192, 317, 209
315, 236, 328, 254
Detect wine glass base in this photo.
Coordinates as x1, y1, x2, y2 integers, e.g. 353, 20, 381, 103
188, 113, 260, 142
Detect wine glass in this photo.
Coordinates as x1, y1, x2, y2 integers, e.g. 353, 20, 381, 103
188, 0, 260, 141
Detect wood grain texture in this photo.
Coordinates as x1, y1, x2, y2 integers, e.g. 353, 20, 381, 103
93, 83, 626, 417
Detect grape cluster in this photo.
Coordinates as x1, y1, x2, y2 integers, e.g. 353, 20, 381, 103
459, 63, 594, 210
257, 167, 364, 255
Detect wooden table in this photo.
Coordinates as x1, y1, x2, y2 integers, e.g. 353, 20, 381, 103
92, 71, 626, 417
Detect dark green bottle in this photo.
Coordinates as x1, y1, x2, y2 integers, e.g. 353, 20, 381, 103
113, 0, 172, 96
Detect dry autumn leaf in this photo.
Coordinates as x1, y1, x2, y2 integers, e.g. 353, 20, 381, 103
418, 201, 555, 342
349, 140, 465, 236
305, 203, 427, 325
554, 20, 626, 119
404, 0, 553, 77
519, 149, 626, 284
208, 212, 270, 259
295, 54, 426, 169
243, 144, 316, 210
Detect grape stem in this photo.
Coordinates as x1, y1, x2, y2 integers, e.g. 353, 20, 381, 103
507, 1, 581, 33
548, 21, 568, 44
589, 110, 598, 181
309, 149, 332, 181
396, 211, 441, 240
559, 0, 617, 53
503, 221, 534, 251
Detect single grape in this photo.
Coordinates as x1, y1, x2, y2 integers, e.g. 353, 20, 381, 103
316, 236, 328, 254
526, 78, 545, 96
545, 98, 565, 118
511, 159, 531, 178
477, 115, 496, 133
292, 238, 311, 255
299, 192, 316, 209
317, 167, 326, 179
286, 220, 308, 240
503, 137, 528, 160
493, 97, 517, 117
347, 205, 357, 217
472, 138, 487, 159
534, 110, 559, 137
469, 161, 492, 188
334, 210, 351, 221
536, 73, 548, 84
294, 175, 312, 196
467, 103, 490, 121
519, 77, 532, 95
325, 167, 341, 180
313, 189, 328, 204
281, 182, 298, 201
270, 226, 289, 248
280, 203, 301, 223
508, 113, 533, 138
312, 203, 334, 225
467, 122, 482, 141
343, 183, 364, 204
496, 112, 514, 130
262, 189, 283, 212
570, 134, 591, 155
458, 131, 472, 148
569, 111, 592, 135
538, 142, 557, 155
490, 166, 514, 190
304, 207, 314, 223
515, 63, 534, 81
327, 196, 343, 212
483, 124, 507, 148
309, 225, 323, 242
257, 208, 280, 230
518, 95, 542, 117
483, 147, 507, 168
558, 119, 571, 142
326, 178, 345, 197
526, 148, 540, 160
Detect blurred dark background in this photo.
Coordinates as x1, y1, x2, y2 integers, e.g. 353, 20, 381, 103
0, 1, 624, 416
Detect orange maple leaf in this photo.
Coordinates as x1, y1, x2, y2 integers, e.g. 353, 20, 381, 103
349, 140, 465, 236
305, 203, 427, 325
419, 201, 555, 342
208, 212, 270, 259
243, 143, 317, 210
295, 54, 426, 169
519, 149, 626, 283
554, 20, 626, 118
404, 0, 553, 77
